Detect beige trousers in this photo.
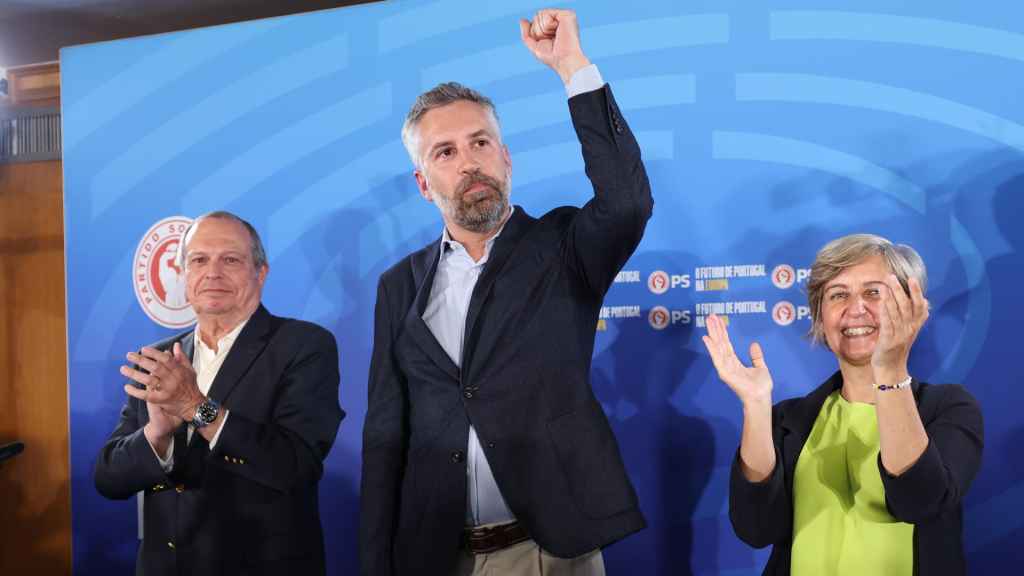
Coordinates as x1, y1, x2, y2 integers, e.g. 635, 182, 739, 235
453, 538, 604, 576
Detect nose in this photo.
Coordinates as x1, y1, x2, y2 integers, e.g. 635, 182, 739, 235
848, 294, 869, 316
205, 260, 224, 278
458, 147, 480, 174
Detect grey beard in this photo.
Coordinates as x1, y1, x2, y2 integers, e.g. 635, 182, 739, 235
454, 193, 509, 233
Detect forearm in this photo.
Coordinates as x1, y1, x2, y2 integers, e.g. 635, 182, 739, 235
874, 369, 929, 476
144, 422, 175, 459
209, 412, 329, 492
739, 399, 776, 482
877, 383, 983, 522
95, 426, 172, 498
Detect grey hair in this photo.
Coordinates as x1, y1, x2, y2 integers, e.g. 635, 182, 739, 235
176, 211, 268, 270
806, 233, 927, 345
400, 82, 500, 168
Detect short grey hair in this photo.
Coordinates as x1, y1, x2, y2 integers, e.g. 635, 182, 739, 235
176, 211, 268, 270
806, 233, 927, 345
400, 82, 500, 168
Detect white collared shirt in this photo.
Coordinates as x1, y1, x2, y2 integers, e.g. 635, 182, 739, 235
423, 208, 515, 526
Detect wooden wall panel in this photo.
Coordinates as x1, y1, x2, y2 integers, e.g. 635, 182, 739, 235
0, 159, 71, 574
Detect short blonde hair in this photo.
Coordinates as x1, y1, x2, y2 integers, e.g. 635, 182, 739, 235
806, 233, 927, 345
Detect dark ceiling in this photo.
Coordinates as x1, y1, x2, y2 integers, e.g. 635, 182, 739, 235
0, 0, 377, 68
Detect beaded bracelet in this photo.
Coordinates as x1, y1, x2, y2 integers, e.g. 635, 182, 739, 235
875, 376, 913, 391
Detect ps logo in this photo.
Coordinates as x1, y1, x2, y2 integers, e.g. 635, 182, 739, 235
772, 264, 796, 289
772, 301, 796, 326
648, 270, 670, 295
649, 306, 670, 330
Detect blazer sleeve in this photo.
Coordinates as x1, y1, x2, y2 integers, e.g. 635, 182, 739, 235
359, 278, 409, 576
94, 389, 175, 499
879, 384, 984, 523
205, 324, 343, 492
562, 84, 654, 296
728, 404, 793, 548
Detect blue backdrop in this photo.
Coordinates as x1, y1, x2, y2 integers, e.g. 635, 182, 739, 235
62, 1, 1023, 574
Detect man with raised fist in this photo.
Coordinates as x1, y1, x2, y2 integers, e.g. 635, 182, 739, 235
360, 8, 651, 575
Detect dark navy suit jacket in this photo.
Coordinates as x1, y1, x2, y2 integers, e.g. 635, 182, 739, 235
95, 305, 344, 576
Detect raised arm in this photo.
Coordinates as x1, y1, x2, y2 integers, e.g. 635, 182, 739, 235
702, 314, 776, 482
521, 8, 654, 295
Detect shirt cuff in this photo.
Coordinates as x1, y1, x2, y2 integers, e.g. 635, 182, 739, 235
151, 436, 174, 473
565, 64, 604, 98
207, 409, 230, 449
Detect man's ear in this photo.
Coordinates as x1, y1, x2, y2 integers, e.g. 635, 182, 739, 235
415, 169, 432, 202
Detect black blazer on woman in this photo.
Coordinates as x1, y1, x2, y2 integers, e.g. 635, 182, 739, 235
730, 371, 983, 575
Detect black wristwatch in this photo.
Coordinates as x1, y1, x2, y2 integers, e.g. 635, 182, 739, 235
190, 397, 220, 428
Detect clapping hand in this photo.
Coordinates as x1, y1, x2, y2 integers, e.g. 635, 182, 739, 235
872, 275, 929, 376
122, 342, 204, 423
702, 314, 774, 407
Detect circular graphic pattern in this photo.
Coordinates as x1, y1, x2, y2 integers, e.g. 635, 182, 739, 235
772, 300, 797, 326
132, 216, 195, 329
648, 270, 670, 294
772, 264, 796, 289
648, 305, 671, 330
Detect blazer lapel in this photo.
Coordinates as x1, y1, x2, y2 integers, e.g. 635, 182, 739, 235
462, 207, 534, 365
206, 305, 273, 404
403, 239, 460, 382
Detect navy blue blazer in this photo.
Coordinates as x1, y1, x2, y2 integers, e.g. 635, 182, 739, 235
360, 85, 652, 575
730, 371, 984, 575
95, 305, 344, 576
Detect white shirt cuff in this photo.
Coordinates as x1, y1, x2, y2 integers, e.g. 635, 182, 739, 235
151, 436, 174, 473
565, 64, 604, 98
207, 409, 230, 449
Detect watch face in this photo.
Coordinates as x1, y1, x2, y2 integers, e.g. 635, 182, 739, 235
195, 400, 219, 427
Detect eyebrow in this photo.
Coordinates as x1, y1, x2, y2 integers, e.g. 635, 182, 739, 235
825, 280, 887, 291
187, 249, 247, 258
426, 129, 495, 156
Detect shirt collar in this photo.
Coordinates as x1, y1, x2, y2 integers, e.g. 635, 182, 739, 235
439, 206, 515, 264
194, 314, 251, 355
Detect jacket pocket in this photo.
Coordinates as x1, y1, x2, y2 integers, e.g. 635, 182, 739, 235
547, 401, 636, 518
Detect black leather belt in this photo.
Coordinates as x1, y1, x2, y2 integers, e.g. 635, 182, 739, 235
462, 521, 530, 554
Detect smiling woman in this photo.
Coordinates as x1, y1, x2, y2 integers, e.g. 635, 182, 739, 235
702, 233, 984, 576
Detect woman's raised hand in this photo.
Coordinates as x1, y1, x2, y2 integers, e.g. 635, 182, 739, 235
702, 314, 773, 407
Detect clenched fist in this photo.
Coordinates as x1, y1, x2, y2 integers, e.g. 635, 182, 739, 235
519, 9, 592, 84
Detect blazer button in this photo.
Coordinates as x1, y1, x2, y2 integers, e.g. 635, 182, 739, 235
463, 389, 474, 399
167, 541, 175, 550
450, 450, 465, 464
